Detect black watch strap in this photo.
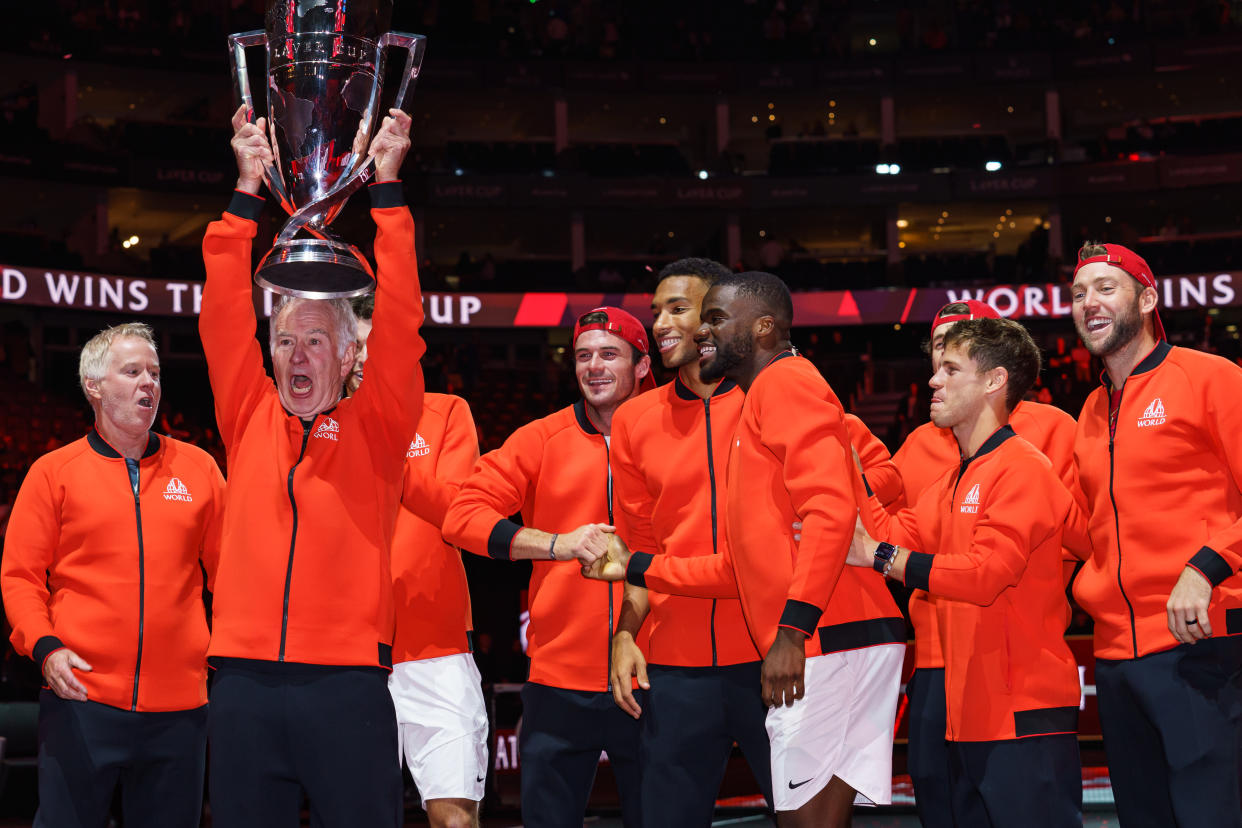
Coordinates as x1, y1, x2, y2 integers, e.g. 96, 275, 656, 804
873, 542, 897, 574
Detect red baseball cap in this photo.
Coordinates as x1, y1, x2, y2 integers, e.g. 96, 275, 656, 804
1073, 243, 1166, 341
573, 306, 656, 390
931, 299, 1000, 338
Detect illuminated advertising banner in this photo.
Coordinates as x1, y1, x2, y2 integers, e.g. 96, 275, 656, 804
2, 263, 1238, 327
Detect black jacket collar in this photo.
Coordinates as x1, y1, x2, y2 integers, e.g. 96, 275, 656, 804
972, 424, 1016, 461
1100, 340, 1172, 390
573, 399, 601, 435
955, 424, 1015, 487
673, 374, 739, 401
88, 429, 160, 460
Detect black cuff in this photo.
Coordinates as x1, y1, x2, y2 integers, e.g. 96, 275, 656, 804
1188, 546, 1233, 588
862, 474, 874, 498
626, 552, 654, 588
487, 519, 522, 561
368, 181, 405, 208
33, 636, 65, 667
904, 551, 934, 592
778, 599, 822, 637
226, 189, 266, 221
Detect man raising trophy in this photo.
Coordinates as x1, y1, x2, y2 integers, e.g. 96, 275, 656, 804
198, 98, 424, 828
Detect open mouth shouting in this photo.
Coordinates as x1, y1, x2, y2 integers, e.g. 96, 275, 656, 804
137, 395, 154, 409
290, 374, 314, 395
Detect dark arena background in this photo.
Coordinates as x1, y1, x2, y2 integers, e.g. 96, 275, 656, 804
3, 1, 1242, 825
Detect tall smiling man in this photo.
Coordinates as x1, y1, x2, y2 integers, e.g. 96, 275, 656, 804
607, 258, 775, 825
199, 107, 424, 827
444, 307, 653, 828
1069, 242, 1242, 827
591, 272, 905, 828
3, 323, 223, 828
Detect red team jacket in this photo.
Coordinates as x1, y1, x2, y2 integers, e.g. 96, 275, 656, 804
846, 412, 905, 510
874, 427, 1087, 741
2, 431, 223, 711
893, 400, 1078, 670
1074, 342, 1242, 660
200, 185, 425, 670
444, 400, 633, 692
632, 353, 904, 658
610, 376, 760, 667
392, 393, 479, 663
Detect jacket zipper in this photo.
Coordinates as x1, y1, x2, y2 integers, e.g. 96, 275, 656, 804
605, 437, 614, 692
1107, 388, 1139, 658
704, 397, 719, 668
126, 458, 145, 712
279, 420, 313, 662
942, 460, 974, 739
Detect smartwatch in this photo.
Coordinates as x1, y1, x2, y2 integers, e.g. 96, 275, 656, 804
873, 541, 898, 575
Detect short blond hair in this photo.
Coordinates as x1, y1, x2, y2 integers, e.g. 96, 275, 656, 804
79, 322, 157, 399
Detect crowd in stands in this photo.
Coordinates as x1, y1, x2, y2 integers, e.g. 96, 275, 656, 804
14, 0, 1241, 65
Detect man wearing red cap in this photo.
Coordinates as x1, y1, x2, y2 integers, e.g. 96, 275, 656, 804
892, 300, 1078, 828
443, 307, 653, 827
1070, 242, 1242, 827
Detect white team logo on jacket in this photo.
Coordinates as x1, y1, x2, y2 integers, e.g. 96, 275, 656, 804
406, 433, 430, 458
314, 417, 340, 441
960, 483, 981, 513
163, 477, 193, 503
1137, 397, 1166, 428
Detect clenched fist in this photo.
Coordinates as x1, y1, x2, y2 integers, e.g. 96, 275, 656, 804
581, 532, 632, 581
230, 104, 274, 195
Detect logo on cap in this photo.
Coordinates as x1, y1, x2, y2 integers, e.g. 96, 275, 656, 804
1137, 397, 1166, 428
961, 483, 981, 513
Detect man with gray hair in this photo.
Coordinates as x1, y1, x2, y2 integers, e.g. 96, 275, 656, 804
2, 322, 224, 827
198, 107, 425, 827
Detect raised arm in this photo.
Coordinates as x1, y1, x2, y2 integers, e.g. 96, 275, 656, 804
348, 111, 427, 463
198, 107, 280, 447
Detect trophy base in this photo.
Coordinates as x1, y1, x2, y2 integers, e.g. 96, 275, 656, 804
255, 238, 376, 300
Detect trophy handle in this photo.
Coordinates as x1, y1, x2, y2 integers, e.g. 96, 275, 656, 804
378, 32, 428, 116
276, 32, 427, 245
227, 30, 291, 210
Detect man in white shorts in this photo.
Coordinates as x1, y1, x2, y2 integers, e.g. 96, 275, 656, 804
350, 294, 487, 827
590, 271, 905, 826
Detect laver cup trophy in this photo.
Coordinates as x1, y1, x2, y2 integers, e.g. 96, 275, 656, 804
229, 1, 425, 298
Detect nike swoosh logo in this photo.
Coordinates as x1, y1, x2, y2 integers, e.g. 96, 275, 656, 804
788, 778, 813, 789
476, 775, 486, 783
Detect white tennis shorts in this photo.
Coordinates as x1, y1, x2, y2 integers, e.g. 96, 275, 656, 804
766, 642, 904, 811
388, 653, 489, 806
